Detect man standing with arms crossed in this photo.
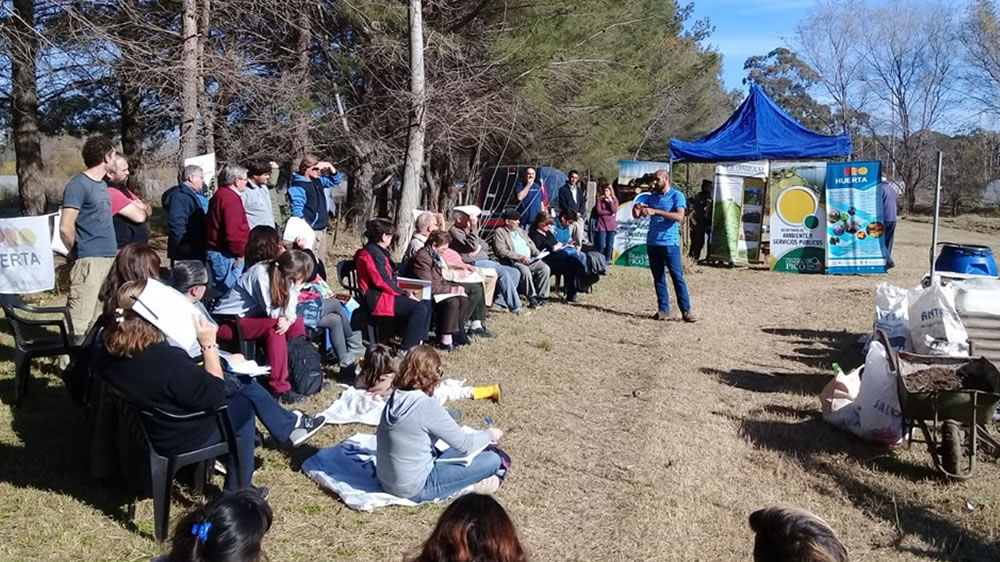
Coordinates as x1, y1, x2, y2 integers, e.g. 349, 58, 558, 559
633, 169, 696, 322
60, 135, 119, 336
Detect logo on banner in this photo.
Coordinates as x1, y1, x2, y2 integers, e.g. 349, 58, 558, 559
0, 226, 44, 267
0, 216, 55, 294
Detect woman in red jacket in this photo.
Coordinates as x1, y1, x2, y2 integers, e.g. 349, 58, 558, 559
354, 219, 430, 353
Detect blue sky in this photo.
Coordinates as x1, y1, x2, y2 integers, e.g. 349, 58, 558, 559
691, 0, 816, 93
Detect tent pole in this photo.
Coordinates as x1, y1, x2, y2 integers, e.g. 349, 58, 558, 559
929, 151, 943, 279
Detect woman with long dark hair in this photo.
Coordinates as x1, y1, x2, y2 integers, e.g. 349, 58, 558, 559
98, 242, 161, 310
407, 494, 527, 562
163, 489, 274, 562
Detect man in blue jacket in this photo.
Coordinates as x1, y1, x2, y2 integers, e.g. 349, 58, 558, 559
288, 154, 342, 264
162, 165, 208, 262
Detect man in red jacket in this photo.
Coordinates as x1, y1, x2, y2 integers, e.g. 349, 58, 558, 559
206, 164, 251, 292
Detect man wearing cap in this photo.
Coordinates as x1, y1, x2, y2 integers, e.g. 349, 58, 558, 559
449, 206, 523, 313
492, 208, 550, 309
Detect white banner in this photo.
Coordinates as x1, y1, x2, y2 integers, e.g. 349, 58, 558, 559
0, 216, 55, 293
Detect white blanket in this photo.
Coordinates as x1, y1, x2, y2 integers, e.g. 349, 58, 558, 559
302, 432, 475, 512
319, 379, 471, 426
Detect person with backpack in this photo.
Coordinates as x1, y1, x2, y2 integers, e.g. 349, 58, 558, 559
212, 249, 316, 404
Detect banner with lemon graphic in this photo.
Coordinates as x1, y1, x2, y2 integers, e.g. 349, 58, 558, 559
0, 216, 55, 293
825, 161, 886, 274
768, 162, 828, 273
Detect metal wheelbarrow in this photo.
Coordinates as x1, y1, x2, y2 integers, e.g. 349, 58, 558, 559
881, 332, 1000, 479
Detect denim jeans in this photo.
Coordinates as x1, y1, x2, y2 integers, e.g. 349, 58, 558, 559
546, 251, 586, 299
474, 258, 522, 311
882, 221, 897, 266
595, 230, 616, 265
647, 244, 690, 314
236, 379, 297, 445
408, 449, 503, 503
206, 250, 244, 293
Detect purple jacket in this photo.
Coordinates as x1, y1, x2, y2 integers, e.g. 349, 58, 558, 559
595, 197, 618, 231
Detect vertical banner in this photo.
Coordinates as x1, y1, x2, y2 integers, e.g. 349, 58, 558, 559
709, 161, 767, 264
612, 160, 670, 267
825, 161, 886, 274
184, 153, 217, 191
0, 216, 55, 293
769, 161, 827, 273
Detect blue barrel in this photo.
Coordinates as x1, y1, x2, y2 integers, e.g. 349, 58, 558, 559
935, 244, 999, 276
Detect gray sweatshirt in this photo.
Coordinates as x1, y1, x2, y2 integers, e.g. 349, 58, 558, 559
211, 262, 298, 320
376, 389, 493, 498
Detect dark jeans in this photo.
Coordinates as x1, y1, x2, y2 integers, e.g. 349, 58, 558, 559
595, 230, 616, 264
198, 392, 256, 491
546, 251, 587, 299
236, 379, 297, 445
882, 221, 897, 266
647, 245, 690, 314
689, 225, 707, 260
391, 296, 430, 349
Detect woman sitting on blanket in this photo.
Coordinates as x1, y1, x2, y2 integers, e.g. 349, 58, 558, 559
407, 493, 527, 562
376, 346, 508, 501
211, 249, 314, 404
246, 225, 362, 378
356, 344, 501, 403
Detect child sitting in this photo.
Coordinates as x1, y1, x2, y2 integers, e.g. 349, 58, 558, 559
355, 344, 501, 403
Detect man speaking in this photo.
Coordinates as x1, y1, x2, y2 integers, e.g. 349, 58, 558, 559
632, 169, 696, 322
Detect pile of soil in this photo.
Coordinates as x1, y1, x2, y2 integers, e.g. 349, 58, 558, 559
906, 367, 963, 392
905, 366, 995, 393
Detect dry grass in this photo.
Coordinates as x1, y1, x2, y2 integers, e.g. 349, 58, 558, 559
1, 220, 1000, 561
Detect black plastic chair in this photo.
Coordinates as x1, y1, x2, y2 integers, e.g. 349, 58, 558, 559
212, 314, 259, 362
336, 259, 382, 344
104, 383, 245, 541
0, 294, 82, 405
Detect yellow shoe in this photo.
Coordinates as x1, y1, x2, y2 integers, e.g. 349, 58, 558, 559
472, 383, 501, 403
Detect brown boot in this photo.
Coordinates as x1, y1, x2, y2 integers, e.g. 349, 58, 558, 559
682, 310, 697, 323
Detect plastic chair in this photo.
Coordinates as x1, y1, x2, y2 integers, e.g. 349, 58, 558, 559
0, 294, 82, 405
212, 314, 259, 362
104, 383, 245, 542
336, 259, 382, 344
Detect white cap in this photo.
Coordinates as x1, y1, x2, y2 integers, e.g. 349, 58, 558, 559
453, 205, 482, 217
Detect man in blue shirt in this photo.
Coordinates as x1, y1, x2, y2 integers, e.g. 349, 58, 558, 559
879, 177, 898, 269
288, 154, 343, 265
632, 169, 695, 322
515, 167, 547, 229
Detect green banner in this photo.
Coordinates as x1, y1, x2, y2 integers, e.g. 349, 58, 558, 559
709, 161, 767, 264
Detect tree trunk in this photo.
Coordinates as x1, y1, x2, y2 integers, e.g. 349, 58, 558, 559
119, 80, 146, 197
180, 0, 199, 163
11, 0, 45, 215
291, 8, 312, 158
395, 0, 426, 260
348, 159, 375, 229
424, 158, 440, 213
198, 0, 215, 156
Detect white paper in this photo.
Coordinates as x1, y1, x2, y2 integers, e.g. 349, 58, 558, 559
282, 216, 316, 249
229, 360, 270, 376
433, 293, 460, 303
185, 153, 217, 191
344, 298, 360, 314
49, 212, 69, 256
455, 271, 484, 284
530, 250, 550, 264
434, 429, 491, 466
133, 278, 200, 352
397, 276, 432, 300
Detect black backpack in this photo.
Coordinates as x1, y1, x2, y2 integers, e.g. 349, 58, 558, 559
286, 336, 324, 396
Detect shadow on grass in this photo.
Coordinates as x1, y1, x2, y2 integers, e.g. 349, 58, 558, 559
0, 375, 137, 530
739, 406, 1000, 560
570, 302, 658, 321
761, 327, 865, 373
700, 367, 829, 397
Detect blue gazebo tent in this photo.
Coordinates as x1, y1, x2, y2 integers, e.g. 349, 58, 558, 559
669, 85, 852, 162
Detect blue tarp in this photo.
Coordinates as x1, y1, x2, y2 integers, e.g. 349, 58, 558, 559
669, 85, 852, 162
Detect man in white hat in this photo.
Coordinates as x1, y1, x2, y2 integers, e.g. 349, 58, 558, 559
449, 206, 524, 313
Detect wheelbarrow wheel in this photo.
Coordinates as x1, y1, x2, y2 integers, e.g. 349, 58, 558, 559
940, 420, 964, 477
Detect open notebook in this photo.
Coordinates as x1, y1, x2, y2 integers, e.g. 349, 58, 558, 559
433, 427, 492, 466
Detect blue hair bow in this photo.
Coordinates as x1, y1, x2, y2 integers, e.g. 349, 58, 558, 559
191, 521, 213, 542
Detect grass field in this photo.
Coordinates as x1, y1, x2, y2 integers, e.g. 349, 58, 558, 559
1, 218, 999, 561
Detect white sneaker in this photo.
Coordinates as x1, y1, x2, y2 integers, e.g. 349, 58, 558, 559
469, 475, 500, 495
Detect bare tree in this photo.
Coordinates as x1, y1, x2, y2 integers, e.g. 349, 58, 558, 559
395, 0, 427, 259
180, 0, 199, 162
9, 0, 46, 214
963, 0, 1000, 117
859, 0, 959, 212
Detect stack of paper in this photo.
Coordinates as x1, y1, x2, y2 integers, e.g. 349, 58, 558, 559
229, 360, 270, 376
132, 278, 200, 352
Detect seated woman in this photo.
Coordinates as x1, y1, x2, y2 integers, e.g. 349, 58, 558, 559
407, 494, 526, 562
355, 219, 430, 354
160, 489, 273, 562
356, 343, 501, 403
246, 225, 361, 377
407, 231, 472, 351
433, 235, 496, 339
212, 249, 314, 404
527, 212, 588, 303
376, 346, 506, 502
101, 280, 258, 493
98, 242, 162, 311
749, 505, 849, 562
171, 260, 326, 448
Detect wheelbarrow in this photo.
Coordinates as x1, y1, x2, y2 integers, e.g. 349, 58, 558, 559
881, 332, 1000, 479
